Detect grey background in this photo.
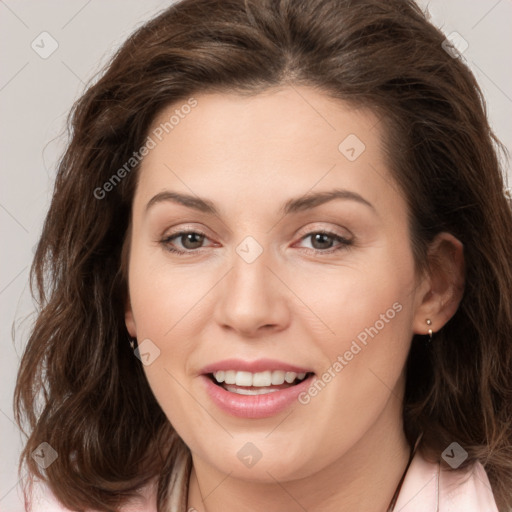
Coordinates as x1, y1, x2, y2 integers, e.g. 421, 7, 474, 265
1, 1, 511, 510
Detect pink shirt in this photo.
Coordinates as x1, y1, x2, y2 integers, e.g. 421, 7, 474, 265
394, 449, 498, 511
28, 450, 498, 511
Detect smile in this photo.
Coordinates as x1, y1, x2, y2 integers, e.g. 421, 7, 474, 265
212, 369, 309, 391
199, 360, 316, 418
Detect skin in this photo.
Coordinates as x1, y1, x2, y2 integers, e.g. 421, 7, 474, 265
125, 86, 464, 512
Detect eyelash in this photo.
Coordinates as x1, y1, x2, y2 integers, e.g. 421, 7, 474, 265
159, 229, 353, 256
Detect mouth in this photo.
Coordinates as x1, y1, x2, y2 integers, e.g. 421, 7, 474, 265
200, 362, 316, 419
207, 370, 314, 395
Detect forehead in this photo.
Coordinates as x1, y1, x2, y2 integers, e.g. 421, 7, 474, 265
146, 86, 381, 161
134, 86, 401, 219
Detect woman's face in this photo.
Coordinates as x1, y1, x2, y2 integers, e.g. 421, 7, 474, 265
125, 86, 428, 482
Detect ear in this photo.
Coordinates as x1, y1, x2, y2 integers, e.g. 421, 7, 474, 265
412, 232, 465, 336
122, 222, 137, 338
125, 294, 137, 338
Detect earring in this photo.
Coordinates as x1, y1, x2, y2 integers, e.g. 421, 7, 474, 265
129, 337, 137, 349
426, 319, 433, 341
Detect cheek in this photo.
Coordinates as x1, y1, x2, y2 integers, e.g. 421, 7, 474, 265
294, 250, 415, 355
128, 238, 213, 339
296, 244, 416, 407
286, 258, 415, 473
127, 256, 211, 435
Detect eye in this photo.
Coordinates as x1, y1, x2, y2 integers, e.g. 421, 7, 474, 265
296, 230, 353, 254
160, 230, 212, 254
159, 228, 353, 256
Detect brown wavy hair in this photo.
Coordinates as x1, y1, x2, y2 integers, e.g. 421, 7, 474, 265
14, 0, 512, 510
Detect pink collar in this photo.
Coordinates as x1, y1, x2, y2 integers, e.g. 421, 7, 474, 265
393, 449, 498, 511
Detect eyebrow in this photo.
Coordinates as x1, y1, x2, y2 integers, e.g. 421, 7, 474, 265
145, 188, 375, 216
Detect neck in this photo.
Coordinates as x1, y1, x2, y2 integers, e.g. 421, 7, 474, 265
187, 390, 411, 512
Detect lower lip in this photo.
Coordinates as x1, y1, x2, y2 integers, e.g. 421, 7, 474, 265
201, 374, 315, 419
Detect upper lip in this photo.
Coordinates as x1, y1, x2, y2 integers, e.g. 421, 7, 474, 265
200, 358, 313, 375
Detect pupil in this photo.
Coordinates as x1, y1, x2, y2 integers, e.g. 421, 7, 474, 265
313, 233, 332, 249
183, 233, 204, 249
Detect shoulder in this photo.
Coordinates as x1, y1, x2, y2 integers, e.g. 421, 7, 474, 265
439, 459, 499, 512
394, 448, 499, 511
27, 480, 158, 512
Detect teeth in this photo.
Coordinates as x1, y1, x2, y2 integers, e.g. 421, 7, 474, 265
213, 370, 308, 387
224, 385, 280, 395
284, 372, 297, 383
253, 371, 272, 386
224, 370, 236, 384
271, 370, 285, 385
235, 371, 253, 387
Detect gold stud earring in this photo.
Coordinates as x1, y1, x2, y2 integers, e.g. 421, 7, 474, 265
426, 319, 433, 341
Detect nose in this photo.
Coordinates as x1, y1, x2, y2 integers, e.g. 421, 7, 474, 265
214, 246, 291, 338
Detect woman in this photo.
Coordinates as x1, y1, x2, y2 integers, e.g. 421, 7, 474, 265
14, 0, 512, 511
